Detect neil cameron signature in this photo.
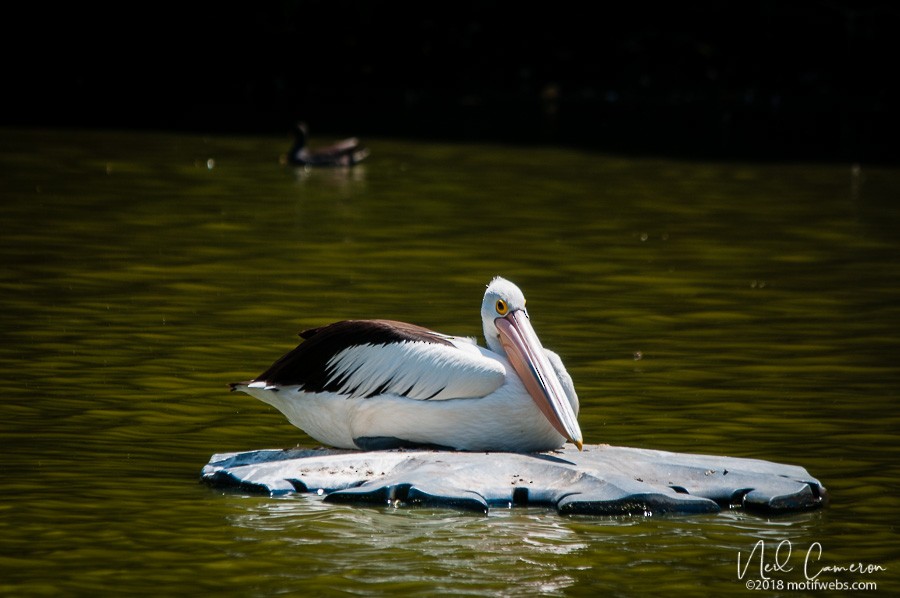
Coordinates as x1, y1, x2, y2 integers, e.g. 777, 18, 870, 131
737, 540, 886, 581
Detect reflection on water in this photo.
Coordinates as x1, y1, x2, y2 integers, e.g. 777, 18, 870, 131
0, 128, 898, 594
223, 495, 832, 595
231, 498, 590, 594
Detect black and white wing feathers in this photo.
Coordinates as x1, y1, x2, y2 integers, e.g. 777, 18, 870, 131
233, 319, 505, 401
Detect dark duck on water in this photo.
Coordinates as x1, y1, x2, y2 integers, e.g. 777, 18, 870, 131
288, 122, 369, 166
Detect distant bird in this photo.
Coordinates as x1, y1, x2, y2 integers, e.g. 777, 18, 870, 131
288, 122, 369, 166
231, 277, 583, 452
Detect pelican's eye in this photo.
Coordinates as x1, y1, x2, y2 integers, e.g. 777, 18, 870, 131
495, 299, 509, 315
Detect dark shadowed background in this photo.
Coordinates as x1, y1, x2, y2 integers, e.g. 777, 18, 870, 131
5, 1, 898, 162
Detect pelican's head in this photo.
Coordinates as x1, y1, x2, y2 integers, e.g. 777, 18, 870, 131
481, 277, 528, 351
481, 277, 583, 450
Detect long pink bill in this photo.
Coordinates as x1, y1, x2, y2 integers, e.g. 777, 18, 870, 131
495, 310, 584, 450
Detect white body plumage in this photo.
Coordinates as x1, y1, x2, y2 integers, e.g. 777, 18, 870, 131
232, 278, 582, 452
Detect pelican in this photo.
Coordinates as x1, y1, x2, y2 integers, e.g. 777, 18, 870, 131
230, 277, 583, 452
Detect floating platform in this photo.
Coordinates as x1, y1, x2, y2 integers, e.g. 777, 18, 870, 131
201, 444, 827, 516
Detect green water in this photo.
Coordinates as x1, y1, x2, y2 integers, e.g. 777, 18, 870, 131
1, 128, 898, 595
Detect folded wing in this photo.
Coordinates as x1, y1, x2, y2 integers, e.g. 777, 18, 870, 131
240, 319, 506, 401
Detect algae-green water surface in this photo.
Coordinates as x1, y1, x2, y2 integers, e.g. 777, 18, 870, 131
1, 128, 898, 595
